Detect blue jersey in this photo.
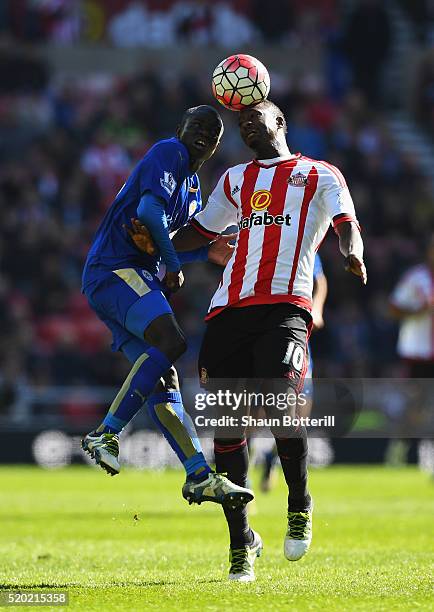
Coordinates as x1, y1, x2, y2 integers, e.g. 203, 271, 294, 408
82, 137, 201, 289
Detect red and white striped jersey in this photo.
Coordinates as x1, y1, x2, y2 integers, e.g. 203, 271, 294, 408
390, 264, 434, 360
191, 154, 359, 320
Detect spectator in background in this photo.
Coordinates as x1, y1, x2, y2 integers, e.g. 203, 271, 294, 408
389, 233, 434, 378
387, 233, 434, 467
211, 2, 256, 47
344, 0, 391, 104
415, 51, 434, 133
107, 1, 153, 47
174, 0, 213, 45
80, 127, 130, 209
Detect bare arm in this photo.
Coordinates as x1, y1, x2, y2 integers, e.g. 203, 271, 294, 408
335, 221, 367, 284
172, 224, 213, 251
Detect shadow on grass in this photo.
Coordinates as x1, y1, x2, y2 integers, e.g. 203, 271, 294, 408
111, 578, 223, 587
0, 578, 223, 589
0, 511, 184, 522
0, 583, 79, 589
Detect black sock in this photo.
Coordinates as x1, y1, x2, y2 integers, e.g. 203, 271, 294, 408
275, 430, 311, 512
214, 437, 251, 548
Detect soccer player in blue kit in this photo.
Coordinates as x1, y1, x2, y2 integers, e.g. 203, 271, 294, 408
81, 105, 254, 509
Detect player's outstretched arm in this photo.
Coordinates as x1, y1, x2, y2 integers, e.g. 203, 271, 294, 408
172, 224, 212, 251
124, 218, 235, 267
335, 221, 367, 285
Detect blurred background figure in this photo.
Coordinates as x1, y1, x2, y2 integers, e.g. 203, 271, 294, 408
387, 233, 434, 467
389, 232, 434, 378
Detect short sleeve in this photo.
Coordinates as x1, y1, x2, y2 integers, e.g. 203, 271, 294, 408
138, 140, 187, 204
320, 164, 360, 232
190, 172, 238, 239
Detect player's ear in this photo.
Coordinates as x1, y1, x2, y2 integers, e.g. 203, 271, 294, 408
176, 124, 182, 138
276, 116, 285, 130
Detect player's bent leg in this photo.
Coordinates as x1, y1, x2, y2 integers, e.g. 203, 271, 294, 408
147, 366, 212, 483
82, 280, 177, 474
95, 296, 185, 441
144, 313, 187, 364
82, 344, 171, 475
147, 366, 254, 509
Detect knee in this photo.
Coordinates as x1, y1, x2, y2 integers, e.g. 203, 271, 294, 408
151, 331, 187, 362
166, 334, 187, 361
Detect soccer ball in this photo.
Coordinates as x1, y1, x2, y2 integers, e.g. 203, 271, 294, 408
211, 54, 270, 111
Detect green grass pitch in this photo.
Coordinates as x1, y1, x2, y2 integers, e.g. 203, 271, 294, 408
1, 465, 433, 611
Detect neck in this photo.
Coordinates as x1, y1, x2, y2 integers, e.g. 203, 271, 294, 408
185, 145, 202, 174
253, 138, 291, 160
190, 159, 202, 173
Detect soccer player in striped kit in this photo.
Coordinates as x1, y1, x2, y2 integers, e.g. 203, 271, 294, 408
169, 100, 367, 581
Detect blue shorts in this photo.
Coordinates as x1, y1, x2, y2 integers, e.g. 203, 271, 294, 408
84, 267, 173, 356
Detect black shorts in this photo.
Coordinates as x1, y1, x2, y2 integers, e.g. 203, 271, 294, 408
198, 303, 312, 391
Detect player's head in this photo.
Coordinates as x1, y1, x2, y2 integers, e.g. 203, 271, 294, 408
177, 105, 224, 170
238, 100, 287, 151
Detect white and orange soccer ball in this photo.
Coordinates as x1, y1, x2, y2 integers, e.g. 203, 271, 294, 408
211, 54, 270, 111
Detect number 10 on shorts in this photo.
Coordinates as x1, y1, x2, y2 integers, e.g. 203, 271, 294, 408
283, 342, 304, 371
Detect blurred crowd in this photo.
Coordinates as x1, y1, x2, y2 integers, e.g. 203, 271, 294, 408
415, 49, 434, 133
0, 1, 433, 423
3, 0, 337, 48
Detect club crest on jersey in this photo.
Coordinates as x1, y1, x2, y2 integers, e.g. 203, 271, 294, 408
250, 189, 272, 211
288, 172, 308, 187
160, 171, 177, 196
189, 200, 198, 217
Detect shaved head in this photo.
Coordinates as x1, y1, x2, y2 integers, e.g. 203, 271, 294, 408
253, 100, 287, 133
180, 105, 223, 129
177, 104, 223, 172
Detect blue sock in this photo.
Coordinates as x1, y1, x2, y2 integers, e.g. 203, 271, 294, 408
97, 347, 171, 434
147, 391, 211, 480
